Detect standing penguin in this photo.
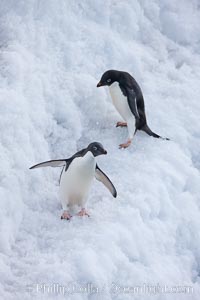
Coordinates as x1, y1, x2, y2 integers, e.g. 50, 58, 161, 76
97, 70, 169, 148
30, 142, 117, 220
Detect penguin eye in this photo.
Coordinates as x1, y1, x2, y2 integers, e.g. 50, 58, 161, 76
93, 146, 97, 151
107, 79, 111, 83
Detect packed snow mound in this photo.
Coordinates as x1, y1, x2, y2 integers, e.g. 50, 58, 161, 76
0, 0, 200, 299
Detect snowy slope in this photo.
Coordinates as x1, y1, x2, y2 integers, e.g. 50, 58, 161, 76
0, 0, 200, 299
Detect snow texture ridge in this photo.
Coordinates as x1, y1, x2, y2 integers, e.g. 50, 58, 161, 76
0, 0, 200, 299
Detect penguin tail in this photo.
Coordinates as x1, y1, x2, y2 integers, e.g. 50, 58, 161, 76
141, 124, 170, 140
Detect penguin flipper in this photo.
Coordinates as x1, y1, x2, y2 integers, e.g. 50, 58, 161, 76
119, 84, 140, 119
126, 87, 140, 119
95, 164, 117, 198
29, 159, 67, 169
30, 148, 88, 171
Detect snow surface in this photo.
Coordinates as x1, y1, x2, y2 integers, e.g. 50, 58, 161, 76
0, 0, 200, 299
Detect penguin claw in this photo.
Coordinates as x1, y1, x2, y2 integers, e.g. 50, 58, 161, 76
77, 209, 90, 217
119, 140, 132, 149
61, 211, 72, 220
116, 121, 127, 127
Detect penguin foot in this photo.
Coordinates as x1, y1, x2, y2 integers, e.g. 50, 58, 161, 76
119, 139, 131, 149
61, 211, 72, 220
77, 208, 90, 217
116, 121, 127, 127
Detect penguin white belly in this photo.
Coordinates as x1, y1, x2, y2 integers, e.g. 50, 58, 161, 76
109, 82, 136, 140
59, 152, 96, 208
109, 82, 134, 122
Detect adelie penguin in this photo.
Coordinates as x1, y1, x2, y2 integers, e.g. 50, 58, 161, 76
97, 70, 169, 148
30, 142, 117, 220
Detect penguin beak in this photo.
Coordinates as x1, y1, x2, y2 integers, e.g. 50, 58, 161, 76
103, 149, 107, 155
97, 81, 102, 87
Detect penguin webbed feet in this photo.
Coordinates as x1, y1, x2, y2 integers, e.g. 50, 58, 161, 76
116, 121, 127, 127
77, 208, 90, 217
119, 139, 132, 149
61, 211, 72, 220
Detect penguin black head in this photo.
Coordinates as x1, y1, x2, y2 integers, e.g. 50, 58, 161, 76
87, 142, 107, 157
97, 70, 120, 87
